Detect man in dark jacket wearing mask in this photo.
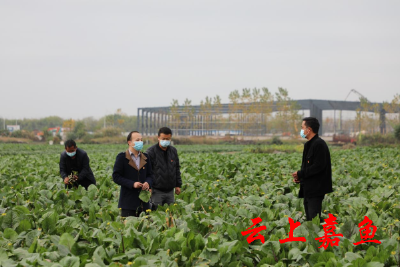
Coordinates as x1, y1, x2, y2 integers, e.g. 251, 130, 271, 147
146, 127, 182, 207
292, 117, 333, 221
59, 140, 96, 190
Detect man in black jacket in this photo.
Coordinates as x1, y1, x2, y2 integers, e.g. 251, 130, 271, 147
59, 140, 96, 190
292, 117, 333, 221
146, 127, 182, 207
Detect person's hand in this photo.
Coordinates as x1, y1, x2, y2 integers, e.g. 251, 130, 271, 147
133, 182, 143, 189
292, 172, 298, 179
142, 182, 150, 191
293, 178, 300, 184
64, 177, 69, 184
175, 187, 181, 195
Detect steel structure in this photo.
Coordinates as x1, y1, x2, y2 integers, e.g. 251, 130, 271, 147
137, 99, 387, 136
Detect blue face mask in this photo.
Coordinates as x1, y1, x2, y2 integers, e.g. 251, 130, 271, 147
133, 141, 143, 151
66, 151, 76, 157
160, 140, 171, 148
300, 129, 307, 138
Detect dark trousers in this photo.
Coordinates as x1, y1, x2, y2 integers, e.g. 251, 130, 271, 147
151, 188, 175, 206
121, 208, 144, 217
303, 195, 324, 221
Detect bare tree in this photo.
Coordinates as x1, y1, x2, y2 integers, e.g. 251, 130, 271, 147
170, 99, 180, 135
260, 87, 274, 135
274, 87, 301, 135
228, 90, 241, 135
183, 98, 194, 136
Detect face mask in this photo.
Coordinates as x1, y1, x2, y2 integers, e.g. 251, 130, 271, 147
132, 141, 143, 151
160, 140, 171, 148
300, 129, 307, 138
66, 151, 76, 157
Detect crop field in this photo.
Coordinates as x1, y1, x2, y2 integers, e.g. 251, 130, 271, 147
0, 143, 399, 267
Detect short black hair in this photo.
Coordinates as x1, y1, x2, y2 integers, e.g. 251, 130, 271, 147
158, 127, 172, 136
302, 117, 320, 134
65, 139, 76, 148
127, 131, 140, 142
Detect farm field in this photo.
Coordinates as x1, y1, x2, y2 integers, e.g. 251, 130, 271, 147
0, 144, 399, 267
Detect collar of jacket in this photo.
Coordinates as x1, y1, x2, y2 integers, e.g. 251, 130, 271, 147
125, 149, 147, 171
305, 134, 319, 147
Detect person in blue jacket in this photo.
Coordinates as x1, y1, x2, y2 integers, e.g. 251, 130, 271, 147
112, 131, 153, 217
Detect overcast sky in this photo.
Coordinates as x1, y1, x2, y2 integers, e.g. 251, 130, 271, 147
1, 0, 399, 120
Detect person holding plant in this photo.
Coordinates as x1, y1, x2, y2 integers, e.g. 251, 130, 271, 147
59, 139, 96, 190
146, 127, 182, 208
292, 117, 333, 221
112, 131, 153, 217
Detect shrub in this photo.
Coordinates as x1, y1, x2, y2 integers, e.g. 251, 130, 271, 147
271, 136, 283, 145
101, 127, 123, 137
394, 124, 400, 141
358, 133, 397, 146
11, 130, 36, 141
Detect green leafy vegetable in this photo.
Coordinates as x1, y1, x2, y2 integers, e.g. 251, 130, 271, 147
139, 190, 151, 203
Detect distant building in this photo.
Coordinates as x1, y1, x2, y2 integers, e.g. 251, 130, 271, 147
7, 125, 20, 132
48, 127, 70, 141
33, 130, 44, 141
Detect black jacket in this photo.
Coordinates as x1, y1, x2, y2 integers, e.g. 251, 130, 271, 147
59, 148, 96, 187
146, 144, 182, 192
297, 135, 333, 198
112, 150, 154, 210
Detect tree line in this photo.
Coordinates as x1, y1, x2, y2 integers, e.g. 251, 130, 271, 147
169, 87, 302, 136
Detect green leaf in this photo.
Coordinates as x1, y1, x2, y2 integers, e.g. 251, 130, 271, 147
92, 246, 107, 267
139, 190, 151, 203
60, 256, 80, 267
288, 248, 302, 261
25, 229, 40, 247
0, 248, 8, 263
351, 258, 366, 267
318, 252, 335, 263
340, 220, 358, 239
194, 234, 205, 251
219, 240, 239, 254
344, 252, 362, 263
28, 238, 38, 253
365, 263, 384, 267
81, 196, 92, 212
16, 220, 32, 233
1, 210, 20, 230
87, 185, 98, 200
59, 233, 76, 251
41, 211, 58, 234
165, 240, 180, 253
3, 228, 18, 242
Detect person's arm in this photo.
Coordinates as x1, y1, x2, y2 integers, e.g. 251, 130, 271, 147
145, 146, 155, 169
112, 154, 136, 189
144, 154, 153, 188
77, 152, 91, 182
297, 143, 327, 180
175, 152, 182, 188
59, 153, 69, 179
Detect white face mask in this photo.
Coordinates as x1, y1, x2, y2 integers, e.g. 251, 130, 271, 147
132, 141, 143, 151
159, 140, 171, 147
300, 129, 308, 138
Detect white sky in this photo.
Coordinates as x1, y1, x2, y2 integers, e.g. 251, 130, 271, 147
1, 0, 399, 120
